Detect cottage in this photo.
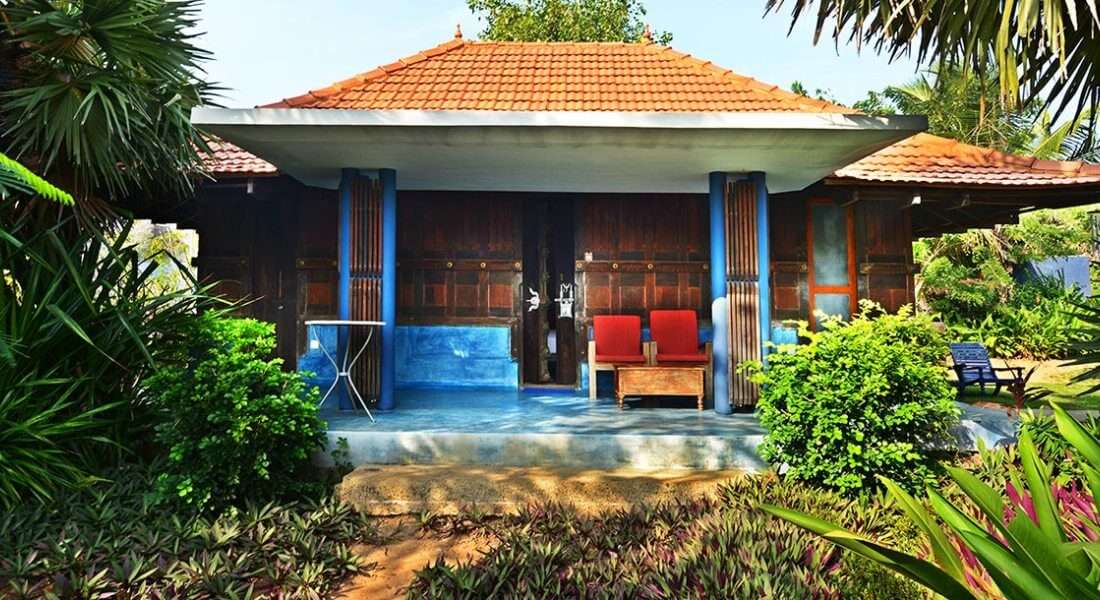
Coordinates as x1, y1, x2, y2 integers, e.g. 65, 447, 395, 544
185, 34, 1100, 466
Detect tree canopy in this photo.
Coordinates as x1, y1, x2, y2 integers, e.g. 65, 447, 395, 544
766, 0, 1100, 125
467, 0, 671, 43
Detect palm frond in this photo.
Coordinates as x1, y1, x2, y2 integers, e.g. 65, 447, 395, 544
0, 151, 72, 204
766, 0, 1100, 129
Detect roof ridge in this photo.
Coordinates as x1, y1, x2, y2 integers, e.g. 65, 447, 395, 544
933, 133, 1091, 174
260, 38, 468, 109
641, 43, 854, 113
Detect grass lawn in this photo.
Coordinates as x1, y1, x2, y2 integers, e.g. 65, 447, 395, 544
956, 359, 1100, 411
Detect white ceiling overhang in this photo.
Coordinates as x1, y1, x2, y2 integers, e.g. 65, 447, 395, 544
192, 108, 927, 194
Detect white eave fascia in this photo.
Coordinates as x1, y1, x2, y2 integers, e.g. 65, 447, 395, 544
192, 107, 926, 132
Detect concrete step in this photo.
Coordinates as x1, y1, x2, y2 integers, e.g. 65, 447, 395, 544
323, 429, 768, 471
338, 464, 746, 515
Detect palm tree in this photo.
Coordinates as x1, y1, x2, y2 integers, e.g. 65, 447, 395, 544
766, 1, 1100, 124
0, 0, 214, 219
884, 67, 1036, 154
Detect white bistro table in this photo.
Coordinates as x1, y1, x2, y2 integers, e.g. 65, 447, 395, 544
305, 320, 385, 422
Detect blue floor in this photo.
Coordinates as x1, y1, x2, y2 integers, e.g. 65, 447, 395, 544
321, 388, 763, 436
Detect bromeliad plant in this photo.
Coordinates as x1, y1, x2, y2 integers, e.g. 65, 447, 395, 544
762, 403, 1100, 599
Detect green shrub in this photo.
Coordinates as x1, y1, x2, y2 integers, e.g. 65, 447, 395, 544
407, 474, 924, 599
921, 255, 1005, 321
0, 213, 224, 508
0, 466, 376, 598
745, 304, 960, 496
945, 279, 1095, 359
148, 315, 325, 510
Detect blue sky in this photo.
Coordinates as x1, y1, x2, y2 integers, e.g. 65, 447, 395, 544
197, 0, 923, 108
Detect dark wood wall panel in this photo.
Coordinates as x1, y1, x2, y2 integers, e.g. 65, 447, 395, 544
190, 177, 338, 370
726, 180, 762, 407
767, 187, 916, 323
769, 194, 809, 322
855, 194, 915, 313
398, 192, 523, 324
576, 194, 709, 324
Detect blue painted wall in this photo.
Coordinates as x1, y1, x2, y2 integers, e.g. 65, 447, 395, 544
299, 324, 339, 407
1016, 255, 1092, 296
395, 325, 518, 389
300, 324, 519, 402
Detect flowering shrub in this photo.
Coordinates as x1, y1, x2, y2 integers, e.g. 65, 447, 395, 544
745, 304, 960, 495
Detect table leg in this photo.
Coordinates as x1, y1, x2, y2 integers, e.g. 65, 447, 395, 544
697, 394, 704, 411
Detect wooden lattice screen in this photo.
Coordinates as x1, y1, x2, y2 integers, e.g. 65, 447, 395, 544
349, 175, 382, 401
726, 179, 762, 407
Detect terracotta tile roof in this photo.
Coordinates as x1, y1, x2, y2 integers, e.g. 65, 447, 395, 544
202, 139, 277, 175
261, 38, 850, 113
832, 133, 1100, 187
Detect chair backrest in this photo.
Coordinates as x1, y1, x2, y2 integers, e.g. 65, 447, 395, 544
649, 310, 699, 355
593, 315, 642, 356
950, 342, 993, 379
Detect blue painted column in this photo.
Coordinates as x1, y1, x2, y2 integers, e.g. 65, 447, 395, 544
378, 168, 397, 411
751, 171, 771, 356
709, 172, 731, 415
336, 168, 356, 409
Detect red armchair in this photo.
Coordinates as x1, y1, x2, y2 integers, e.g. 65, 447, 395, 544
649, 310, 712, 399
588, 315, 647, 399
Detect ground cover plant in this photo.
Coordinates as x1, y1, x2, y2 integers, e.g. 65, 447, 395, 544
407, 474, 924, 599
0, 466, 377, 599
745, 303, 960, 495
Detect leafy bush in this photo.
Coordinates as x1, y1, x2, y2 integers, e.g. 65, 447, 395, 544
407, 474, 923, 599
0, 466, 376, 598
921, 254, 1007, 322
745, 304, 960, 495
945, 279, 1096, 360
916, 208, 1097, 360
0, 213, 223, 508
148, 315, 325, 510
763, 403, 1100, 599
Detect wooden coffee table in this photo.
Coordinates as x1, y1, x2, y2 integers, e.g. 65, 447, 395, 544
615, 365, 706, 410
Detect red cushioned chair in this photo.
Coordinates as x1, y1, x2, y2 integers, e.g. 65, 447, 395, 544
649, 309, 713, 399
588, 315, 647, 399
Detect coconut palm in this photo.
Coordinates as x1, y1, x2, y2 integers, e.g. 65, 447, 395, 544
884, 67, 1036, 154
0, 0, 215, 218
766, 1, 1100, 124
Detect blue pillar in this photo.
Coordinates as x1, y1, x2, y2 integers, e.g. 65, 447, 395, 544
336, 168, 356, 409
378, 168, 397, 411
751, 172, 771, 355
709, 172, 730, 415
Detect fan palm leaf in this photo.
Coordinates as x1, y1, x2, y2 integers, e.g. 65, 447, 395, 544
0, 151, 72, 204
0, 0, 215, 211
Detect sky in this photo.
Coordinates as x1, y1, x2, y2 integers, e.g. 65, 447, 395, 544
196, 0, 924, 109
